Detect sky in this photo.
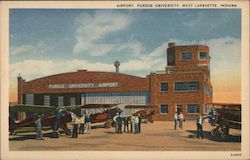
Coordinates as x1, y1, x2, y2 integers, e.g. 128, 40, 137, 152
9, 9, 241, 103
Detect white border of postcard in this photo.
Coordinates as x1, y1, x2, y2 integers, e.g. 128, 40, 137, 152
1, 1, 249, 160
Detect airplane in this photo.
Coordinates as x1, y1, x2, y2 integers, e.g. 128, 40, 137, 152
206, 103, 241, 140
9, 104, 122, 135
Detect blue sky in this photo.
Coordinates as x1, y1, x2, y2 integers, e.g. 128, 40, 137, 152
9, 9, 241, 103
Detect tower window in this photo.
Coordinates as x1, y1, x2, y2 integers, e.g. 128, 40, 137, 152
174, 81, 199, 91
181, 52, 192, 60
167, 48, 175, 66
199, 52, 207, 60
160, 83, 168, 92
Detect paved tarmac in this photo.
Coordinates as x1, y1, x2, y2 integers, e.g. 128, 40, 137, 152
9, 121, 241, 151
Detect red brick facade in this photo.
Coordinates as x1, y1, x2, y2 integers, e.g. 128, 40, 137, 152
17, 43, 213, 121
149, 72, 212, 121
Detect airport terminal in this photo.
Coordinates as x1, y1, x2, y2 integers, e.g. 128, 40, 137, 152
16, 42, 213, 121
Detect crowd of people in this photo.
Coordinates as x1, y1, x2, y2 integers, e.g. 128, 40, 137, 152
173, 112, 184, 130
70, 112, 92, 138
113, 113, 142, 134
173, 111, 206, 139
33, 110, 207, 140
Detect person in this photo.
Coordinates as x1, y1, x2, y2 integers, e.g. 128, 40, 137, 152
54, 109, 62, 131
138, 113, 142, 133
123, 115, 129, 133
174, 112, 178, 130
211, 108, 217, 125
116, 114, 123, 134
196, 114, 204, 139
179, 112, 184, 129
79, 114, 85, 134
113, 113, 119, 133
131, 115, 136, 133
34, 114, 44, 140
85, 114, 91, 133
71, 113, 79, 138
134, 115, 139, 134
129, 116, 133, 133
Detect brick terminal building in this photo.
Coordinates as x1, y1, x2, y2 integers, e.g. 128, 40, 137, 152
17, 42, 213, 121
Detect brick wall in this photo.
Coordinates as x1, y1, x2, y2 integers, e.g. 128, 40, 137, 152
150, 72, 209, 121
167, 45, 209, 73
151, 44, 212, 121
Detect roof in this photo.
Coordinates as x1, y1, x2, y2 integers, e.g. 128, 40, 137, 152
27, 70, 146, 83
20, 70, 150, 93
168, 44, 208, 48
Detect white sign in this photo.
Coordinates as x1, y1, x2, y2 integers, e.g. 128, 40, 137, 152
48, 82, 118, 89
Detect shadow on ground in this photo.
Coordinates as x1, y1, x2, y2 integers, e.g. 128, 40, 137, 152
9, 132, 63, 141
9, 124, 108, 141
186, 130, 241, 142
91, 125, 106, 129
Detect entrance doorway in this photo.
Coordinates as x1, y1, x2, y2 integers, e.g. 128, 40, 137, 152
176, 105, 183, 115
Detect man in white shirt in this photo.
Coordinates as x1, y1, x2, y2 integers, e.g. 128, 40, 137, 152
179, 112, 184, 129
113, 113, 119, 133
174, 112, 178, 130
71, 113, 79, 138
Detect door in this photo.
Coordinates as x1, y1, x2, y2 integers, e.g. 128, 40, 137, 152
176, 105, 183, 115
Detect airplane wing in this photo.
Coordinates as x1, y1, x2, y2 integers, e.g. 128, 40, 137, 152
9, 104, 57, 113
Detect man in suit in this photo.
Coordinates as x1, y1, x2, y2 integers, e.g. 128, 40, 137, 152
196, 114, 204, 139
35, 114, 44, 140
116, 114, 123, 134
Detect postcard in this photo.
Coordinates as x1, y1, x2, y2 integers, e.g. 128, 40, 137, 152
0, 1, 249, 160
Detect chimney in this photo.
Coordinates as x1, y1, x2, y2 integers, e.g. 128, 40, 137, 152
17, 74, 25, 104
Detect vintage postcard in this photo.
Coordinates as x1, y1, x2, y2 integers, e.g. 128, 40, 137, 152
0, 1, 249, 160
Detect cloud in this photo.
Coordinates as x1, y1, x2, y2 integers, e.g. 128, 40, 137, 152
121, 37, 241, 91
11, 45, 34, 55
73, 11, 135, 56
10, 37, 240, 80
10, 41, 48, 55
10, 59, 115, 82
116, 40, 145, 56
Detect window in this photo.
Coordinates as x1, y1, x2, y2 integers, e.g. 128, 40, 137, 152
58, 96, 64, 106
174, 82, 199, 91
25, 94, 34, 105
70, 97, 76, 106
44, 95, 50, 106
160, 105, 168, 114
160, 83, 168, 92
167, 52, 175, 65
187, 104, 199, 114
204, 85, 212, 97
181, 52, 192, 60
199, 52, 207, 60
